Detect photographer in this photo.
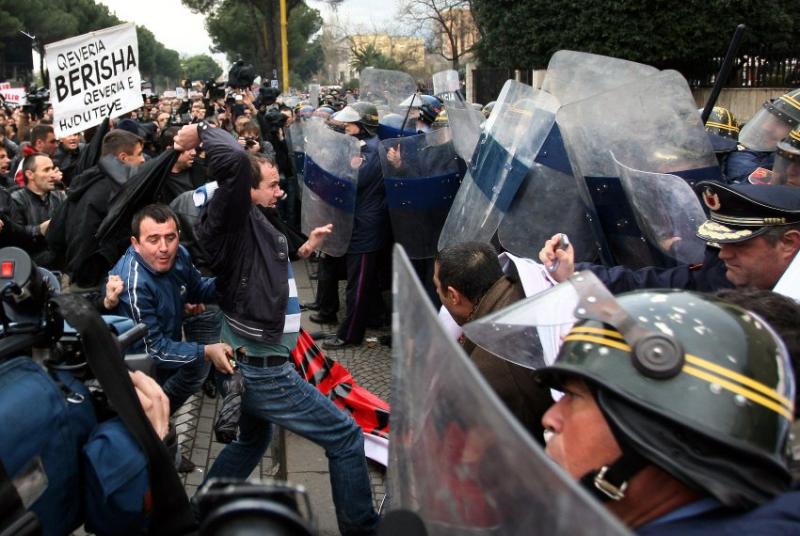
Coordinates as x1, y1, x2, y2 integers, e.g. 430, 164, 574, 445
0, 247, 190, 536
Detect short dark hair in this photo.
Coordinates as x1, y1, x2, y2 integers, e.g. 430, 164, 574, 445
435, 241, 503, 303
158, 126, 179, 149
101, 129, 143, 158
715, 288, 800, 406
22, 153, 48, 177
131, 203, 180, 239
247, 152, 277, 188
30, 124, 54, 144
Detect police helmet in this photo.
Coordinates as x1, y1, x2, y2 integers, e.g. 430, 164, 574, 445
764, 88, 800, 128
705, 106, 739, 140
538, 288, 794, 508
417, 95, 443, 125
772, 128, 800, 186
332, 102, 379, 136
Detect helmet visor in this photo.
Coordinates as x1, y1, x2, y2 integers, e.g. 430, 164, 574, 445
739, 107, 792, 152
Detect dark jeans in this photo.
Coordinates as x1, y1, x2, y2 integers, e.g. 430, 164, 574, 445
156, 305, 221, 413
207, 361, 379, 536
316, 254, 346, 317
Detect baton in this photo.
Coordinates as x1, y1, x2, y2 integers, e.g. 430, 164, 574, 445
400, 93, 417, 138
701, 24, 746, 125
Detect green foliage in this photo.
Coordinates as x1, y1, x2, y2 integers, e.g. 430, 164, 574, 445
349, 43, 402, 72
182, 54, 223, 81
185, 0, 318, 84
471, 0, 800, 71
0, 0, 181, 87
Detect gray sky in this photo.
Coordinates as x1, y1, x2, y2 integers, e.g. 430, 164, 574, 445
96, 0, 404, 70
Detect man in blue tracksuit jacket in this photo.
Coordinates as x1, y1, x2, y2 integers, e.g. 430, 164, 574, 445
109, 203, 231, 413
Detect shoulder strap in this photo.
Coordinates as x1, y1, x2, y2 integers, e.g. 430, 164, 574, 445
51, 294, 196, 535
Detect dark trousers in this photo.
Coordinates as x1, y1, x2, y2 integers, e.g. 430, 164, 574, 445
336, 251, 382, 344
316, 254, 346, 317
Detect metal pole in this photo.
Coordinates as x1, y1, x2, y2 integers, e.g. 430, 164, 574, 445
280, 0, 290, 93
701, 24, 746, 124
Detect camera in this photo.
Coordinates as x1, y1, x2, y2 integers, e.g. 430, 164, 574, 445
205, 80, 226, 101
23, 87, 50, 120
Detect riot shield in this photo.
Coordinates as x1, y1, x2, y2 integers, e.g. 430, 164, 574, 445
542, 50, 658, 106
301, 119, 362, 257
497, 51, 660, 261
432, 69, 460, 100
286, 120, 306, 177
359, 68, 417, 117
557, 70, 721, 268
379, 129, 463, 259
308, 83, 320, 107
388, 246, 629, 535
613, 155, 707, 265
438, 80, 558, 251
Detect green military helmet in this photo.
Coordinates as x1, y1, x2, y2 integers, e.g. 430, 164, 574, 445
772, 128, 800, 186
765, 87, 800, 127
705, 106, 739, 140
331, 102, 379, 136
539, 288, 795, 507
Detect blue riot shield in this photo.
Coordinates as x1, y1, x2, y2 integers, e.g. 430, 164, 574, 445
498, 51, 661, 261
558, 70, 721, 268
301, 120, 362, 257
379, 129, 463, 259
437, 80, 558, 251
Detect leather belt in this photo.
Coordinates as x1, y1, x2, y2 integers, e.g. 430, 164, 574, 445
234, 349, 289, 368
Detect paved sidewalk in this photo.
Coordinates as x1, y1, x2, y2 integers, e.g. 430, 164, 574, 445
175, 256, 391, 535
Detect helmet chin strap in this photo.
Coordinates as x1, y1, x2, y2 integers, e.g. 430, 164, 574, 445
579, 447, 648, 503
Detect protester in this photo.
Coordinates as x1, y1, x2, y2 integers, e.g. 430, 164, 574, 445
174, 120, 378, 535
10, 153, 65, 267
434, 241, 552, 439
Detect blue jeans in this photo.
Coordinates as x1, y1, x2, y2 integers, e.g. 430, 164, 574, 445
207, 361, 378, 536
156, 358, 210, 414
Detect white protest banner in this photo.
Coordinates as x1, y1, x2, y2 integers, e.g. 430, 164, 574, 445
175, 87, 186, 99
0, 88, 27, 107
45, 22, 143, 137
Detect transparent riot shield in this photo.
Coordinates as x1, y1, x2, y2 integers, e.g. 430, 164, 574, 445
388, 246, 630, 535
432, 69, 461, 100
433, 69, 483, 163
359, 68, 417, 118
613, 155, 707, 265
301, 119, 362, 257
379, 129, 463, 259
557, 70, 721, 268
496, 51, 661, 261
438, 80, 558, 251
287, 120, 306, 178
542, 50, 658, 106
308, 83, 320, 107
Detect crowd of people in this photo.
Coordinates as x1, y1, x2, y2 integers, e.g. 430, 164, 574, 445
1, 54, 800, 534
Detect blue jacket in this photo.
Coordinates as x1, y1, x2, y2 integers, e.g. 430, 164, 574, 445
724, 149, 774, 184
637, 489, 800, 535
109, 245, 216, 367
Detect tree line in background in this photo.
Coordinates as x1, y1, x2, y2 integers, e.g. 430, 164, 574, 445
0, 0, 183, 89
182, 0, 324, 87
471, 0, 799, 83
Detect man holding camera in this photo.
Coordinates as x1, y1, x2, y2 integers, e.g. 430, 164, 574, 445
175, 121, 379, 536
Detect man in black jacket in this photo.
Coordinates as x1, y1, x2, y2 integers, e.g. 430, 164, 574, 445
176, 121, 378, 536
48, 129, 145, 290
11, 153, 65, 267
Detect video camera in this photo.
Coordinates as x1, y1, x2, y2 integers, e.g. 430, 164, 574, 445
23, 87, 49, 120
205, 79, 226, 101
